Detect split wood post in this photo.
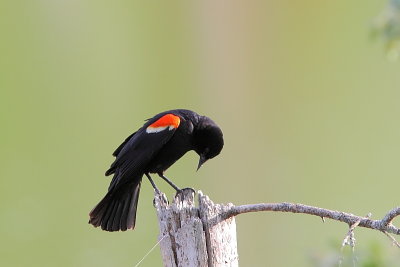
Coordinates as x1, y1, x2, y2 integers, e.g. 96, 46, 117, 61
154, 189, 239, 267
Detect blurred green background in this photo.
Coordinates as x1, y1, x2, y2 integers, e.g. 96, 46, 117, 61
1, 1, 400, 266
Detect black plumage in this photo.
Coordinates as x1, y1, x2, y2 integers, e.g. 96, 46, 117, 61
89, 109, 224, 231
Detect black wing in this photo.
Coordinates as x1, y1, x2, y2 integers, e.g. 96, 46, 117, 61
104, 132, 136, 176
105, 114, 181, 191
112, 132, 136, 157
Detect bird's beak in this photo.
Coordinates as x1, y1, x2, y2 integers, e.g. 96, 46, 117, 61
197, 154, 206, 171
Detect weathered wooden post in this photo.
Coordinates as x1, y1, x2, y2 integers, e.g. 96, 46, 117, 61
154, 189, 239, 267
154, 189, 400, 266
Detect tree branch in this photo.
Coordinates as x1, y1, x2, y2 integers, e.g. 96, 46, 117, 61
381, 207, 400, 226
215, 202, 400, 235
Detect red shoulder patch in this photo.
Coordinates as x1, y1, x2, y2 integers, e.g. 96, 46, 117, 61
146, 114, 181, 133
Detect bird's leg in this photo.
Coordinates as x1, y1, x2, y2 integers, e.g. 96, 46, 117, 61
145, 173, 161, 193
157, 173, 181, 192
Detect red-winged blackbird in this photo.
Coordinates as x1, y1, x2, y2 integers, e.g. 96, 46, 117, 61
89, 109, 224, 231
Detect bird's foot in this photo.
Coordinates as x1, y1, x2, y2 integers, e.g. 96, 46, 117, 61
175, 187, 196, 198
152, 188, 169, 207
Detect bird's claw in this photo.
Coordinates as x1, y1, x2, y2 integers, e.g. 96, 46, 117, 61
175, 187, 196, 198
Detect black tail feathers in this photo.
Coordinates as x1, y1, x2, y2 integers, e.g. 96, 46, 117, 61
89, 180, 141, 231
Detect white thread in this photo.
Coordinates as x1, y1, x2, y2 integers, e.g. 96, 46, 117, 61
134, 235, 166, 267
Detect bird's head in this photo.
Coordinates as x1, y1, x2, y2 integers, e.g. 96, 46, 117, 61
193, 116, 224, 170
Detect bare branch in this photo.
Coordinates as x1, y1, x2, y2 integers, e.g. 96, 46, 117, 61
217, 202, 400, 235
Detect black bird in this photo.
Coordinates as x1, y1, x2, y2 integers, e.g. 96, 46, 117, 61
89, 109, 224, 231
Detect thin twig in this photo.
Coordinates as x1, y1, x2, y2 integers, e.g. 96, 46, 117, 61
382, 230, 400, 248
342, 218, 361, 248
